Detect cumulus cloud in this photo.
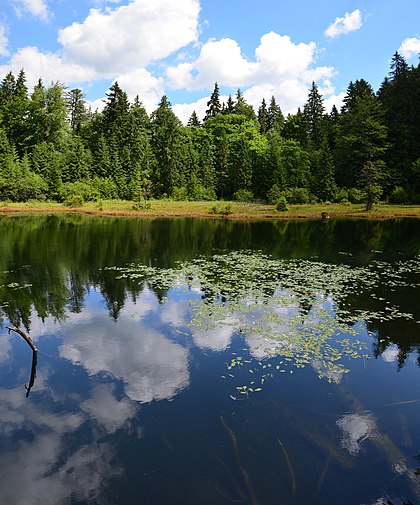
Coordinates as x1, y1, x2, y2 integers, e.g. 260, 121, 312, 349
0, 46, 96, 88
0, 24, 9, 57
168, 31, 335, 120
398, 37, 420, 59
58, 0, 200, 75
325, 9, 362, 38
14, 0, 50, 21
168, 32, 325, 90
336, 412, 376, 455
0, 384, 124, 504
59, 314, 190, 403
114, 68, 165, 113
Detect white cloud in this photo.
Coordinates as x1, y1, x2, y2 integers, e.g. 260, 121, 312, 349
336, 412, 376, 455
80, 384, 137, 434
398, 37, 420, 59
14, 0, 50, 21
168, 31, 335, 119
59, 315, 190, 403
324, 91, 345, 113
381, 344, 399, 363
0, 46, 96, 88
325, 9, 362, 39
114, 68, 165, 113
58, 0, 200, 75
172, 96, 208, 124
0, 24, 9, 57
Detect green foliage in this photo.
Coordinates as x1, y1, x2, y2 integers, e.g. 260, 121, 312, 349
233, 189, 254, 202
389, 186, 408, 204
276, 196, 288, 211
0, 58, 419, 205
347, 187, 365, 204
281, 187, 312, 204
209, 203, 233, 216
171, 186, 189, 201
266, 184, 283, 204
61, 181, 100, 205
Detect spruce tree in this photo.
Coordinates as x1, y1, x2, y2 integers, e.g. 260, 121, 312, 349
204, 82, 221, 121
267, 96, 284, 133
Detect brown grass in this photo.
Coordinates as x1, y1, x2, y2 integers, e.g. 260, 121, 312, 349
0, 199, 419, 220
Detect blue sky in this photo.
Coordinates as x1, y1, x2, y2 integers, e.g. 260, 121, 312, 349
0, 0, 419, 122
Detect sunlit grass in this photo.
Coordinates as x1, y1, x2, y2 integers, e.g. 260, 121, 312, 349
0, 199, 419, 219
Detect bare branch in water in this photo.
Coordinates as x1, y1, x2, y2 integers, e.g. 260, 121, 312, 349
6, 325, 38, 352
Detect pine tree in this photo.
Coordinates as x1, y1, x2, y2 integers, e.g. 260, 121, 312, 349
378, 52, 420, 193
151, 95, 183, 196
233, 89, 256, 120
303, 82, 325, 149
267, 96, 284, 133
204, 82, 221, 121
335, 86, 388, 192
258, 98, 268, 134
187, 110, 201, 127
66, 89, 87, 133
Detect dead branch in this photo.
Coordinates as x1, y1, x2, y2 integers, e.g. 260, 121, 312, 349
6, 325, 38, 353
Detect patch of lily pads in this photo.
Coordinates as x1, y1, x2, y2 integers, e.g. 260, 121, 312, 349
106, 251, 419, 389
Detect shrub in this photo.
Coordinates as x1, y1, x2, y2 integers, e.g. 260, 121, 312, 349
276, 196, 288, 212
63, 194, 84, 207
209, 203, 232, 216
266, 184, 282, 205
61, 181, 99, 204
282, 187, 311, 204
334, 187, 349, 204
92, 177, 119, 200
171, 187, 189, 201
347, 187, 365, 204
389, 186, 408, 204
233, 189, 254, 202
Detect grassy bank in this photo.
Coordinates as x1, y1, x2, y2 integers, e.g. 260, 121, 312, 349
1, 199, 419, 219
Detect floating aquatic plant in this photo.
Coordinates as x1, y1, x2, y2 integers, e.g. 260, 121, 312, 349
106, 252, 419, 390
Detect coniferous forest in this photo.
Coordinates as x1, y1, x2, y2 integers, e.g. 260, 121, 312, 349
0, 52, 419, 207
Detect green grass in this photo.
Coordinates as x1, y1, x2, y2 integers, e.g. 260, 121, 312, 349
0, 199, 419, 219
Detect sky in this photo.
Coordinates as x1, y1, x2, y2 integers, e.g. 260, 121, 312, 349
0, 0, 419, 123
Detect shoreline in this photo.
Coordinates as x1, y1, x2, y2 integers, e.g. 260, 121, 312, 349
1, 201, 419, 220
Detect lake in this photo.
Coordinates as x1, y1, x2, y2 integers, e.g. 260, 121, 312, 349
0, 214, 419, 505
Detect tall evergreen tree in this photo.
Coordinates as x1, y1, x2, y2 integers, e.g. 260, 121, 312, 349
204, 82, 221, 121
267, 96, 284, 133
335, 84, 388, 192
66, 88, 87, 133
378, 52, 420, 194
233, 89, 256, 120
303, 82, 325, 149
151, 95, 183, 195
258, 98, 268, 134
187, 110, 201, 127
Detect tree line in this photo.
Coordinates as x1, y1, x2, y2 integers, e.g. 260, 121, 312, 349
0, 52, 419, 207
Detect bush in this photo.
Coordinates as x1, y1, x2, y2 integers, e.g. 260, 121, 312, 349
266, 184, 282, 205
334, 187, 349, 204
60, 181, 100, 205
233, 189, 254, 202
92, 177, 119, 200
171, 187, 189, 201
389, 186, 408, 204
63, 194, 84, 207
347, 187, 365, 204
276, 196, 288, 212
209, 203, 233, 216
282, 187, 311, 204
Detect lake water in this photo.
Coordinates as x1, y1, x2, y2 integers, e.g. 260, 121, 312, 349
0, 214, 419, 505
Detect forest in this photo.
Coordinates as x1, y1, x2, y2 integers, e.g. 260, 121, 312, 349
0, 51, 419, 208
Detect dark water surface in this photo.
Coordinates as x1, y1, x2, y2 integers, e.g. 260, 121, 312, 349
0, 214, 419, 505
